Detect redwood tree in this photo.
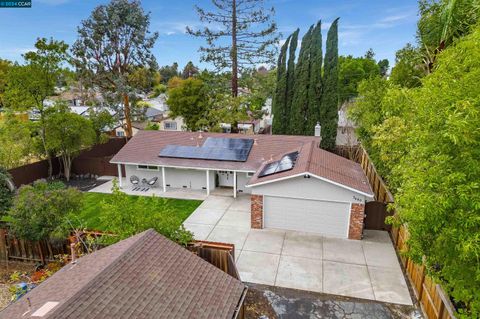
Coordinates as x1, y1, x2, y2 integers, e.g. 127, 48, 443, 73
187, 0, 279, 97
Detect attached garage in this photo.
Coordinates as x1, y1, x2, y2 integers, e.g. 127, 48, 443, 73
248, 176, 373, 240
264, 196, 350, 238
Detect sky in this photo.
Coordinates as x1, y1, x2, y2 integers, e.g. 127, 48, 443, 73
0, 0, 419, 70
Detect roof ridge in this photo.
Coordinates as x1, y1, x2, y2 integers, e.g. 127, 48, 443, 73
47, 229, 155, 318
305, 140, 316, 172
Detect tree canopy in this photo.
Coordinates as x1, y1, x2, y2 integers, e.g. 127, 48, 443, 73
349, 23, 480, 318
72, 0, 158, 138
187, 0, 279, 96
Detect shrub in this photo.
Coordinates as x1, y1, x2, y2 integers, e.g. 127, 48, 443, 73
0, 167, 13, 216
99, 180, 193, 246
4, 180, 83, 241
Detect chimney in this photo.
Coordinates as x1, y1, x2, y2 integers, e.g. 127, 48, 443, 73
314, 122, 321, 137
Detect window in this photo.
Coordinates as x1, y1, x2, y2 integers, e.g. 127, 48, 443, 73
164, 121, 177, 130
116, 131, 125, 137
137, 165, 159, 171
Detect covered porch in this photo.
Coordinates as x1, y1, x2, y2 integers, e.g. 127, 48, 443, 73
115, 163, 253, 199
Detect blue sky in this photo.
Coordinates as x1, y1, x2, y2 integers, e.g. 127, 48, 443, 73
0, 0, 419, 69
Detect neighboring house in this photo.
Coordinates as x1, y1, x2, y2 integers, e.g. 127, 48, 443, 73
111, 131, 373, 239
0, 229, 247, 319
336, 101, 359, 147
114, 106, 164, 137
158, 113, 185, 131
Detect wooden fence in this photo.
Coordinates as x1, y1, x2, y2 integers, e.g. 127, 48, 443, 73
0, 229, 70, 263
8, 138, 127, 187
188, 240, 240, 280
351, 145, 457, 319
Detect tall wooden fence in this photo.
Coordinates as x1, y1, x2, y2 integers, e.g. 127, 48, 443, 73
347, 145, 457, 319
8, 138, 127, 187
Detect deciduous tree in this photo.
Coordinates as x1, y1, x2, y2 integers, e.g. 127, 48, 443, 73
166, 78, 210, 131
4, 38, 69, 176
44, 104, 96, 181
72, 0, 158, 138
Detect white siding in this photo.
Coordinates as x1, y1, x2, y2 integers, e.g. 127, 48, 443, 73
251, 176, 365, 203
236, 172, 253, 194
164, 168, 207, 190
125, 165, 162, 186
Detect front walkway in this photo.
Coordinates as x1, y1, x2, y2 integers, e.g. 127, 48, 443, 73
183, 195, 413, 306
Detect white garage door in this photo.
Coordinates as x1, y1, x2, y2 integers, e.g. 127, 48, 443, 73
264, 196, 350, 238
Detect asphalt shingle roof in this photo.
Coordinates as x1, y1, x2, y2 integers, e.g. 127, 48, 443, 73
111, 130, 372, 196
0, 230, 246, 319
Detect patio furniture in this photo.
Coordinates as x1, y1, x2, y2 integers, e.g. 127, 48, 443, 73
130, 175, 140, 189
147, 177, 158, 187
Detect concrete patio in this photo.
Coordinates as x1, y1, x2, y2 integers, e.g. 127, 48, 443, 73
183, 195, 413, 306
88, 177, 208, 200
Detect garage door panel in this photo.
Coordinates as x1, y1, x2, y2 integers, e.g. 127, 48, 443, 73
264, 196, 350, 238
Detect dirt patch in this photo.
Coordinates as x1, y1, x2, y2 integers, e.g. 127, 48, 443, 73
244, 283, 422, 319
0, 261, 36, 311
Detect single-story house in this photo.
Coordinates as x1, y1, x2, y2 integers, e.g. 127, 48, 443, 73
0, 229, 247, 319
111, 131, 374, 240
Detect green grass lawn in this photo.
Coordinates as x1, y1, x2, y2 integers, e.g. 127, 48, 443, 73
74, 192, 202, 232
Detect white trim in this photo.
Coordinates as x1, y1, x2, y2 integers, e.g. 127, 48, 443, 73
233, 171, 237, 198
162, 167, 166, 192
347, 202, 352, 238
246, 172, 374, 198
117, 164, 123, 188
112, 161, 255, 173
206, 170, 210, 195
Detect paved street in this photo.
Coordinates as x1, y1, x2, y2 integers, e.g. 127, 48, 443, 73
183, 194, 413, 306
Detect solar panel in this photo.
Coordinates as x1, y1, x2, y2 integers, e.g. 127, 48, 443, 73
258, 151, 299, 177
158, 137, 254, 162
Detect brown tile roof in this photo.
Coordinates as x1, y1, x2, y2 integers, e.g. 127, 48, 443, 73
0, 230, 246, 319
110, 130, 372, 196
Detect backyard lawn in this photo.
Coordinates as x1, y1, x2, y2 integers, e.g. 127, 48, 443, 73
73, 192, 202, 232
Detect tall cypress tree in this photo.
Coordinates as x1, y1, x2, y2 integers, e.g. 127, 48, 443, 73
306, 21, 323, 135
320, 18, 339, 149
272, 35, 291, 134
284, 29, 299, 133
289, 25, 313, 135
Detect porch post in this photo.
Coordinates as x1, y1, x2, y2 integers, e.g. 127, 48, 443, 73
233, 171, 237, 198
117, 164, 123, 188
206, 170, 210, 195
162, 166, 166, 192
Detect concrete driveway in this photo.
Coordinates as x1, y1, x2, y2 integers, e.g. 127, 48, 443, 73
183, 195, 413, 306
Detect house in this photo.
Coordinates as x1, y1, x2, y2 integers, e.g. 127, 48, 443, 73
0, 229, 247, 319
111, 131, 374, 239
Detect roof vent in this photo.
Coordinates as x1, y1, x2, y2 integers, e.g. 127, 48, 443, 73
31, 301, 59, 317
254, 139, 258, 146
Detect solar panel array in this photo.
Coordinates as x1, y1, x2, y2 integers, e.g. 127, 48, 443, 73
258, 151, 299, 177
159, 137, 254, 162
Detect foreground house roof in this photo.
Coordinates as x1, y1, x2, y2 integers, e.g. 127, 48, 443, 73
0, 230, 246, 319
111, 130, 373, 196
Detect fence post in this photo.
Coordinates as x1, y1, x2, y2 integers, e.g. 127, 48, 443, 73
0, 229, 7, 261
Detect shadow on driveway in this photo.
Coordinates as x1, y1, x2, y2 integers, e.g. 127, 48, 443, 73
244, 283, 422, 319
